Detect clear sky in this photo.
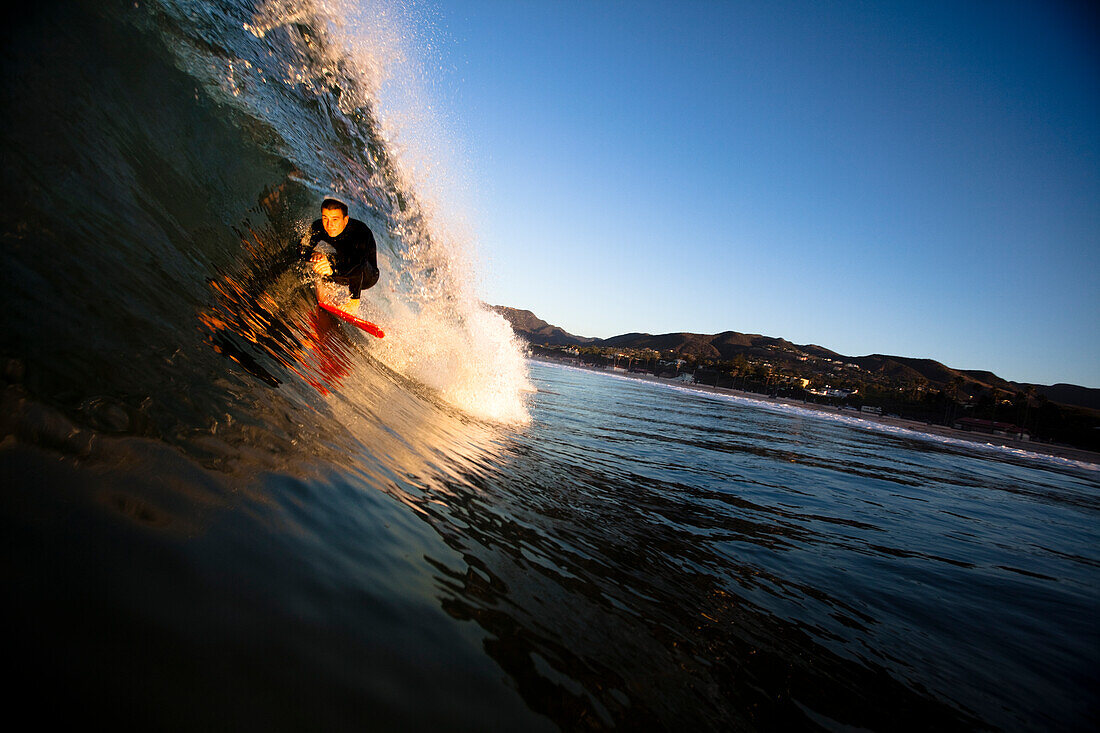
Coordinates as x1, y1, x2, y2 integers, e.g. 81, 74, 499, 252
392, 1, 1099, 388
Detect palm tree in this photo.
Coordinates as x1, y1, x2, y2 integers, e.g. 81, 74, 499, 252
945, 375, 964, 424
1023, 385, 1037, 435
989, 386, 1002, 424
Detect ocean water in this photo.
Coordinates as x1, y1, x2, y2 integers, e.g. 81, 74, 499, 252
2, 2, 1097, 730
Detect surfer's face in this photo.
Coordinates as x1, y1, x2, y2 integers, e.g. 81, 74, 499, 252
321, 208, 349, 238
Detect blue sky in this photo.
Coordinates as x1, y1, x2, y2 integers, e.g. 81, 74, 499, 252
402, 1, 1099, 387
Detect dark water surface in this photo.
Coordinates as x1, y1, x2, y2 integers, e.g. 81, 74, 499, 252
4, 358, 1097, 730
2, 2, 1097, 730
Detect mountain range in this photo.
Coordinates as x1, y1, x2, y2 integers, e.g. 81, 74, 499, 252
491, 305, 1100, 413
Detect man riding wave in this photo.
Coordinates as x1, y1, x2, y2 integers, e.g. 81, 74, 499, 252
307, 197, 379, 313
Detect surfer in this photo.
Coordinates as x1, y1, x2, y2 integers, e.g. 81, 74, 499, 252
307, 197, 379, 313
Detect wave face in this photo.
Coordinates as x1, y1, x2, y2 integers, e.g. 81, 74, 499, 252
1, 0, 529, 431
3, 2, 1098, 731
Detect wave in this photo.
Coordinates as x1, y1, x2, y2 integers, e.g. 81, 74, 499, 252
2, 0, 531, 472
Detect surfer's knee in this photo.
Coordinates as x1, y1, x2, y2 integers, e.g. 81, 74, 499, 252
361, 265, 379, 291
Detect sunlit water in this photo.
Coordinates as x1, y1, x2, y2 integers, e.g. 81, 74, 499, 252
2, 2, 1097, 730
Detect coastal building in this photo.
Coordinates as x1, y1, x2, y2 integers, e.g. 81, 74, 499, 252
808, 387, 853, 399
953, 417, 1029, 441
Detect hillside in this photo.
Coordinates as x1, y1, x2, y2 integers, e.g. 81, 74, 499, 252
491, 305, 1099, 413
1038, 384, 1100, 412
489, 306, 595, 347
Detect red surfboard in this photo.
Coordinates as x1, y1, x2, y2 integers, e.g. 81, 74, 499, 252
318, 301, 385, 339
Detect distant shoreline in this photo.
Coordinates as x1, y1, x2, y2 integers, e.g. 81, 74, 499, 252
531, 357, 1100, 467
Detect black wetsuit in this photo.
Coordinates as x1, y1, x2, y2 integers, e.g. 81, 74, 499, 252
307, 218, 379, 298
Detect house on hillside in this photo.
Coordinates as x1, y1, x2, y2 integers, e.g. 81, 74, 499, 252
808, 387, 852, 399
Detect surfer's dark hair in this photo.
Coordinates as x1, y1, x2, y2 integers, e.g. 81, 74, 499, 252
321, 198, 348, 216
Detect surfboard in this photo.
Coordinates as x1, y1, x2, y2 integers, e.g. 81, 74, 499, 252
312, 265, 385, 338
318, 301, 385, 338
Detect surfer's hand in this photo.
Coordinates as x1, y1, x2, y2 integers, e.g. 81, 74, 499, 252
343, 298, 359, 313
311, 254, 333, 277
